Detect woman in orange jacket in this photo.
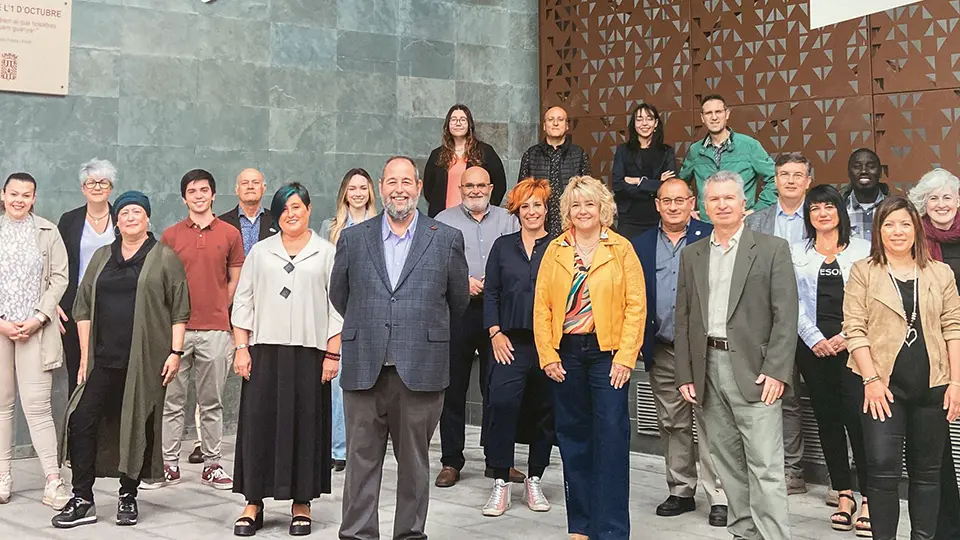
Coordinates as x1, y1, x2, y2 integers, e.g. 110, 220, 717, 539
533, 175, 646, 540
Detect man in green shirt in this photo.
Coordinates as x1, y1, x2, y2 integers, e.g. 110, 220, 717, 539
679, 95, 778, 222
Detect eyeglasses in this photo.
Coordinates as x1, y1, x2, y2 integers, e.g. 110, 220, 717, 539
658, 196, 693, 206
636, 116, 657, 125
449, 117, 469, 125
776, 171, 809, 181
83, 179, 112, 190
702, 109, 726, 118
462, 183, 491, 191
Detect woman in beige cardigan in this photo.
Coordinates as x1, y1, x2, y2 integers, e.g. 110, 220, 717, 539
843, 195, 960, 540
0, 173, 70, 509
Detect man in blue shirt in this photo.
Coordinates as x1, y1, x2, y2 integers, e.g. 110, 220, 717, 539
745, 152, 812, 497
632, 178, 726, 527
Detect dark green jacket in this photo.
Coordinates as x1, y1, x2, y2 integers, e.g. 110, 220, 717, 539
60, 240, 190, 479
679, 129, 778, 222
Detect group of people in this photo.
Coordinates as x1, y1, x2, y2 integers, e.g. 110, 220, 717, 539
0, 93, 959, 540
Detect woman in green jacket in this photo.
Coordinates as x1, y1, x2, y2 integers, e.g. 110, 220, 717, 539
52, 191, 190, 529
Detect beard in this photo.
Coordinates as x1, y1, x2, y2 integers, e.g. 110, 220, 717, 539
463, 196, 490, 213
383, 193, 420, 220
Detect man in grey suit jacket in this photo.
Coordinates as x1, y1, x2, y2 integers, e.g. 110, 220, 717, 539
675, 171, 799, 540
744, 152, 812, 496
331, 156, 470, 540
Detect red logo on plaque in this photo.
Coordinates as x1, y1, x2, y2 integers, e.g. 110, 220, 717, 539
0, 53, 17, 81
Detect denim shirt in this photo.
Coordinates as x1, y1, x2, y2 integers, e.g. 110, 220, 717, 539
790, 238, 871, 348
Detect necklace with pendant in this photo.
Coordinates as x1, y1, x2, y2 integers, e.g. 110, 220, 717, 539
887, 263, 918, 346
87, 211, 110, 225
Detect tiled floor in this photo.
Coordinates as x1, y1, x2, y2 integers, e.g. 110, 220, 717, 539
0, 426, 912, 539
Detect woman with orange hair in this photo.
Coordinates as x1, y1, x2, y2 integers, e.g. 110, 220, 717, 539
480, 178, 556, 517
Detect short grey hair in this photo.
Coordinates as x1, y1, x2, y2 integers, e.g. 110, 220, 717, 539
703, 170, 746, 201
78, 158, 117, 186
908, 168, 960, 216
380, 155, 421, 183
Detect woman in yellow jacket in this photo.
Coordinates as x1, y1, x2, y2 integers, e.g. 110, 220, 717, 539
533, 175, 646, 540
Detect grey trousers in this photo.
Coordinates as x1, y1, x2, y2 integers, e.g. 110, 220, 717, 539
340, 367, 444, 540
161, 330, 233, 467
701, 349, 791, 540
781, 366, 805, 476
649, 344, 726, 506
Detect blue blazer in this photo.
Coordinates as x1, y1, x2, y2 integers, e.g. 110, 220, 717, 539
632, 219, 713, 370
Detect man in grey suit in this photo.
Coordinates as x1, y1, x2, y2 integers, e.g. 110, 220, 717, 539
745, 152, 812, 497
675, 170, 799, 540
331, 156, 470, 540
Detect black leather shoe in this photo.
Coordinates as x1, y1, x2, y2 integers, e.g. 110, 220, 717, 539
188, 445, 204, 464
708, 505, 728, 527
116, 494, 138, 526
52, 497, 97, 528
656, 495, 695, 517
234, 504, 264, 537
332, 459, 346, 472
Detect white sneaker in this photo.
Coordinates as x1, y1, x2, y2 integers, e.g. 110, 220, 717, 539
43, 477, 72, 510
482, 479, 511, 517
523, 476, 551, 512
0, 472, 10, 504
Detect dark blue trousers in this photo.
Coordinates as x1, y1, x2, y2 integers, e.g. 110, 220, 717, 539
554, 334, 630, 540
483, 331, 554, 474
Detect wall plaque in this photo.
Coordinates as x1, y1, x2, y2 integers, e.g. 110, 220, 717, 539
0, 1, 71, 96
810, 0, 922, 29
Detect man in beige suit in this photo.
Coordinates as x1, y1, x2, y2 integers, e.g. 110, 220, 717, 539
674, 170, 799, 540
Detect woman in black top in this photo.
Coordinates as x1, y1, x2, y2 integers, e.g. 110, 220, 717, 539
480, 178, 555, 518
843, 196, 960, 540
790, 186, 872, 533
422, 104, 506, 217
611, 103, 678, 239
909, 169, 960, 540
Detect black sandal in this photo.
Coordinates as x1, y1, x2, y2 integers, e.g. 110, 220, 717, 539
831, 493, 857, 532
234, 503, 264, 537
290, 502, 311, 536
856, 508, 872, 538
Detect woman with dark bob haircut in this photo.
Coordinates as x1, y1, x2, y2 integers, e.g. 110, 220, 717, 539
843, 195, 960, 540
230, 183, 343, 536
611, 102, 678, 238
790, 184, 872, 533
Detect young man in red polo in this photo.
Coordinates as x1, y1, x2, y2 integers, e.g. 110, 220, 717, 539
143, 169, 244, 491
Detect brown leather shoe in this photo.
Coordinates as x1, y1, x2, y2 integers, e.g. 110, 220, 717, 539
434, 466, 460, 488
484, 466, 527, 483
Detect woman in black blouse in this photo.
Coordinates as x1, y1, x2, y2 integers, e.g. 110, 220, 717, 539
422, 104, 506, 217
611, 103, 678, 239
908, 169, 960, 540
480, 178, 555, 518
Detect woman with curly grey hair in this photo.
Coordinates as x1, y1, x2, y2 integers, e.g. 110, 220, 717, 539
908, 168, 960, 540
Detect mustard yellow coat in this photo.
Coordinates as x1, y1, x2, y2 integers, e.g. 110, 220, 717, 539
533, 228, 646, 369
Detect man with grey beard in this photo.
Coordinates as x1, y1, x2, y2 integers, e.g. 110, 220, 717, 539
433, 167, 520, 488
333, 156, 469, 540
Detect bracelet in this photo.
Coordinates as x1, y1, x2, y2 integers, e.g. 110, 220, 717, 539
169, 349, 184, 357
490, 330, 502, 339
324, 351, 341, 360
235, 344, 248, 351
862, 375, 881, 386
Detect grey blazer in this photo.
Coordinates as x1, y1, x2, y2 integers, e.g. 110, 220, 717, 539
330, 212, 470, 392
674, 227, 799, 404
745, 204, 777, 235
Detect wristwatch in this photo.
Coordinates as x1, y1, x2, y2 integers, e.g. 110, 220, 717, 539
169, 349, 184, 357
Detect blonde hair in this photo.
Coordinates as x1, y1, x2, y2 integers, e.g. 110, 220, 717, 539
559, 176, 616, 231
329, 168, 377, 245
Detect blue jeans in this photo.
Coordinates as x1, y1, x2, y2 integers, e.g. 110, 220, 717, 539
554, 334, 630, 540
331, 370, 346, 461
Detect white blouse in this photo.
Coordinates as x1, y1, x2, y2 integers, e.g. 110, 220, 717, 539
231, 231, 343, 350
78, 217, 115, 282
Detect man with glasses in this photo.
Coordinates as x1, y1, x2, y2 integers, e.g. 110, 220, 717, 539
434, 167, 520, 488
631, 178, 727, 527
518, 106, 591, 235
679, 95, 777, 222
746, 152, 813, 498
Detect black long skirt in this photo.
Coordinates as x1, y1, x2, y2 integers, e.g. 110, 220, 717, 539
232, 344, 331, 502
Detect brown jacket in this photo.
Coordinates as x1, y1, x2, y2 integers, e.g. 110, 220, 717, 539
843, 259, 960, 387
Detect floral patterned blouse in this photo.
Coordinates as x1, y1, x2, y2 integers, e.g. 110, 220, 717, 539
0, 214, 42, 322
